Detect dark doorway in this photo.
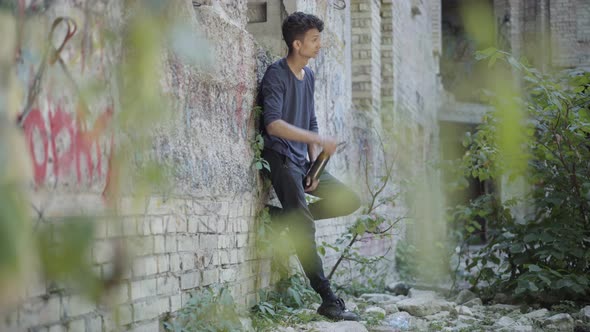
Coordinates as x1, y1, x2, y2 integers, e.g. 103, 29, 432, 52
440, 121, 492, 244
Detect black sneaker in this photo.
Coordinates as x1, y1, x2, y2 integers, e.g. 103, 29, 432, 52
317, 297, 360, 321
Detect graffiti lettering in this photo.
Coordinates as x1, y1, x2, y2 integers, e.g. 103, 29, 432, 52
22, 100, 113, 187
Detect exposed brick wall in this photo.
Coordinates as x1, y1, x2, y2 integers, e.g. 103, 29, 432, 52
351, 0, 382, 113
371, 0, 383, 115
3, 193, 266, 331
576, 0, 590, 42
495, 0, 590, 69
428, 0, 443, 57
549, 0, 590, 67
381, 0, 394, 113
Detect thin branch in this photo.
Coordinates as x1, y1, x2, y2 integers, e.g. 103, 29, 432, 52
367, 217, 406, 235
371, 202, 386, 211
367, 158, 394, 212
328, 131, 398, 280
327, 233, 358, 280
562, 126, 589, 224
375, 128, 390, 171
343, 247, 393, 265
364, 149, 374, 198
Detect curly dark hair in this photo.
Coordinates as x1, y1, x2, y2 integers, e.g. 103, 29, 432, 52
282, 12, 324, 54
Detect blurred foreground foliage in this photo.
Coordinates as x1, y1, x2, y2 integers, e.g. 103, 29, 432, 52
449, 49, 590, 304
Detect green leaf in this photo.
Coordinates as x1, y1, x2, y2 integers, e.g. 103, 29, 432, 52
527, 281, 539, 291
573, 86, 585, 93
537, 274, 552, 286
539, 233, 555, 242
288, 287, 303, 306
476, 47, 498, 60
354, 223, 366, 235
507, 56, 521, 69
527, 264, 541, 272
523, 233, 539, 243
489, 255, 501, 265
509, 243, 524, 253
261, 304, 275, 316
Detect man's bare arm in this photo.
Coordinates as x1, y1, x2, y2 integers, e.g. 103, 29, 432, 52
308, 143, 320, 162
267, 120, 337, 155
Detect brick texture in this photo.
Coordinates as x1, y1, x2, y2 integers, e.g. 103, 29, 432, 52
351, 0, 382, 113
503, 0, 590, 68
549, 0, 590, 67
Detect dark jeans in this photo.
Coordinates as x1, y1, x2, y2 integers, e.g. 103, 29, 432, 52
262, 149, 361, 300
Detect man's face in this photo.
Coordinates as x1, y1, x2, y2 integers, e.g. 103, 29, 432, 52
295, 28, 322, 58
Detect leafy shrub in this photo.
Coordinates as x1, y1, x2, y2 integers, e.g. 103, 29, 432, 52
450, 49, 590, 303
394, 240, 419, 282
163, 287, 243, 332
251, 274, 322, 330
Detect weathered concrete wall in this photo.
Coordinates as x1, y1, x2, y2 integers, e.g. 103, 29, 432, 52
392, 0, 440, 165
160, 2, 258, 197
494, 0, 590, 69
246, 0, 286, 55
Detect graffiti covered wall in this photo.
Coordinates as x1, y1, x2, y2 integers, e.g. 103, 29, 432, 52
16, 1, 120, 193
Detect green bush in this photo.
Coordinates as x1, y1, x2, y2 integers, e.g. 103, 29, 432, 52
163, 287, 243, 332
450, 49, 590, 303
251, 275, 322, 330
394, 240, 419, 283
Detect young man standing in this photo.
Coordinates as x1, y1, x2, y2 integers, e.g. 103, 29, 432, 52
258, 12, 361, 321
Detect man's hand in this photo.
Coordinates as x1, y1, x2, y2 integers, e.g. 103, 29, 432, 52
305, 177, 320, 192
319, 136, 338, 155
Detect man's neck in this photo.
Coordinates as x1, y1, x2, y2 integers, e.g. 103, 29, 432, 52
286, 53, 308, 73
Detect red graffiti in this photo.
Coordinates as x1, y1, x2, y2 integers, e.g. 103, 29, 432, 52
22, 109, 49, 184
22, 99, 113, 187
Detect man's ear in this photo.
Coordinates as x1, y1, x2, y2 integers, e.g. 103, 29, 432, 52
293, 39, 302, 51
